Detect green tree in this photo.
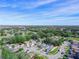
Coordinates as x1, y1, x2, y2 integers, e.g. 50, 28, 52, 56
31, 33, 40, 41
25, 34, 31, 41
17, 51, 30, 59
2, 47, 18, 59
10, 35, 26, 44
0, 29, 4, 36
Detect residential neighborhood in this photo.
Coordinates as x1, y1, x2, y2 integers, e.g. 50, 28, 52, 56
0, 25, 79, 59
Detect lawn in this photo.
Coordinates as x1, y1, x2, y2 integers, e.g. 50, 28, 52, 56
34, 54, 48, 59
68, 37, 79, 41
49, 47, 58, 55
65, 46, 70, 54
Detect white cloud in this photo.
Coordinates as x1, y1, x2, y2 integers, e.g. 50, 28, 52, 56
0, 0, 56, 8
0, 0, 79, 25
18, 0, 56, 9
36, 0, 79, 17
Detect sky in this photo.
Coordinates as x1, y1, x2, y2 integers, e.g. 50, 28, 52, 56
0, 0, 79, 25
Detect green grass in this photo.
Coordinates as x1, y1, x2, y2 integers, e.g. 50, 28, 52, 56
65, 46, 70, 54
34, 54, 48, 59
68, 37, 79, 41
49, 47, 58, 55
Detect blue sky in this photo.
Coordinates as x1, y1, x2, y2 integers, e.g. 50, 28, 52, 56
0, 0, 79, 25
